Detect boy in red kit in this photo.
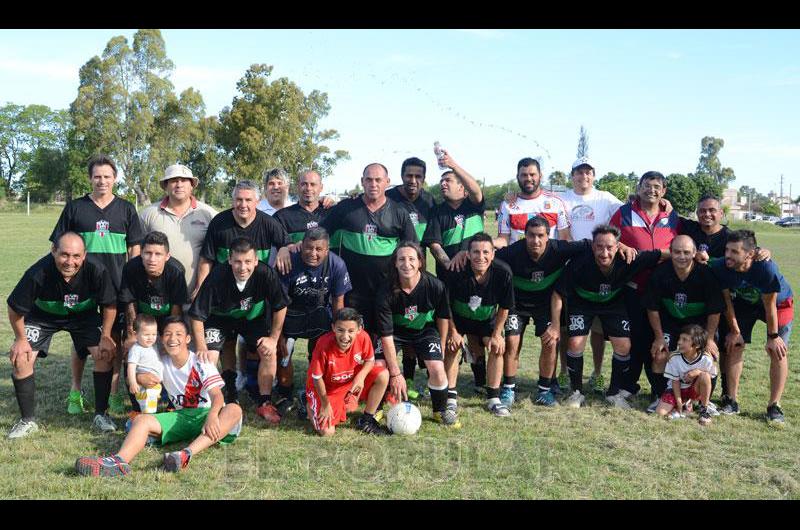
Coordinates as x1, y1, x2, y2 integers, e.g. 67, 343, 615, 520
306, 308, 390, 436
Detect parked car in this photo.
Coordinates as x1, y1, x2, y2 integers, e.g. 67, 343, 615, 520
776, 216, 800, 227
764, 216, 782, 223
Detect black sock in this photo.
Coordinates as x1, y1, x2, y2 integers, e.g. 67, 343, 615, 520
276, 384, 292, 400
221, 370, 238, 403
12, 374, 35, 420
93, 371, 112, 415
403, 356, 416, 380
502, 375, 516, 389
447, 388, 458, 401
429, 386, 448, 413
259, 394, 272, 406
471, 362, 486, 387
128, 392, 141, 412
710, 375, 718, 397
537, 376, 551, 392
487, 387, 501, 399
610, 353, 630, 394
652, 374, 668, 398
566, 352, 584, 392
720, 371, 728, 398
550, 377, 560, 388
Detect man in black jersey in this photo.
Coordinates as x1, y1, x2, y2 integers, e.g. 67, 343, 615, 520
644, 235, 724, 413
677, 194, 730, 263
7, 232, 117, 438
273, 170, 330, 248
551, 224, 667, 409
50, 155, 145, 419
320, 162, 418, 394
189, 237, 288, 424
441, 233, 514, 417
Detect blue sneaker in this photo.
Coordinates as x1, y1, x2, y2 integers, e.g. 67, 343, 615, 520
500, 387, 515, 408
551, 375, 566, 396
535, 389, 557, 407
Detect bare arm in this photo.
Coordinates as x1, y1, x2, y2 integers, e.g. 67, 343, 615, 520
381, 335, 408, 401
557, 227, 572, 241
193, 258, 213, 300
332, 295, 345, 315
441, 151, 483, 204
127, 244, 141, 260
429, 242, 451, 268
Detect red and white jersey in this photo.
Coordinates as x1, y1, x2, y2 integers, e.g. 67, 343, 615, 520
306, 330, 374, 393
160, 351, 224, 410
499, 192, 569, 242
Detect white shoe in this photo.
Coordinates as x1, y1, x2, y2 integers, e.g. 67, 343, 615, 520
667, 410, 686, 420
235, 370, 247, 392
705, 402, 720, 417
92, 414, 117, 433
565, 390, 585, 409
8, 419, 39, 439
646, 399, 660, 414
606, 393, 632, 409
617, 389, 633, 400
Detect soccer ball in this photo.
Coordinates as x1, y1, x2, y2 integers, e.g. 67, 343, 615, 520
386, 402, 422, 435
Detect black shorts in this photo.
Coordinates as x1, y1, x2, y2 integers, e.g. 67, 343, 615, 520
203, 316, 270, 354
282, 307, 331, 340
111, 303, 126, 334
24, 314, 102, 360
504, 310, 551, 338
566, 303, 630, 338
376, 328, 444, 363
453, 315, 495, 340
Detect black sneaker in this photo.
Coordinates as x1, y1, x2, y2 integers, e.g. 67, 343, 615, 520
355, 414, 389, 435
766, 403, 785, 428
296, 390, 307, 420
720, 397, 739, 415
274, 396, 294, 417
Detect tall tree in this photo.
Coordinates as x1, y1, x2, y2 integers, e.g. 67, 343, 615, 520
596, 172, 637, 202
576, 125, 589, 158
217, 64, 349, 186
696, 136, 735, 187
664, 173, 699, 216
548, 170, 568, 188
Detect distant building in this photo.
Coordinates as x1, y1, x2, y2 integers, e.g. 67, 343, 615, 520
721, 188, 747, 221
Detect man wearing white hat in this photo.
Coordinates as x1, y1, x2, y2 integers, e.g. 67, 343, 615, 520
139, 164, 218, 300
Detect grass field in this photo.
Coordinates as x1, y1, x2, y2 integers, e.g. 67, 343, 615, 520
0, 209, 798, 499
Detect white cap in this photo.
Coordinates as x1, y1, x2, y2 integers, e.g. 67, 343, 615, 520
160, 164, 198, 187
571, 156, 595, 171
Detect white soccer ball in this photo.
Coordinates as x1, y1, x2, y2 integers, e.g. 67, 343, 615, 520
386, 402, 422, 435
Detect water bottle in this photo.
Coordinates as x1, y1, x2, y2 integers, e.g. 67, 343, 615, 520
433, 141, 447, 170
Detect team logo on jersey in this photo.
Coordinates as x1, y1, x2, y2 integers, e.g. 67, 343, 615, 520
699, 243, 709, 253
659, 218, 670, 226
354, 352, 364, 365
364, 223, 378, 241
544, 201, 552, 210
599, 284, 611, 296
454, 214, 465, 227
205, 328, 222, 345
409, 212, 419, 226
572, 204, 595, 222
240, 297, 252, 311
468, 296, 482, 311
404, 305, 418, 321
306, 221, 319, 230
150, 296, 164, 311
63, 294, 80, 308
24, 325, 41, 343
674, 293, 687, 308
532, 271, 544, 282
95, 220, 110, 237
295, 275, 308, 286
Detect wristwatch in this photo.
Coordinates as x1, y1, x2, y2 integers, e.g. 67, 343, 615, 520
767, 332, 780, 339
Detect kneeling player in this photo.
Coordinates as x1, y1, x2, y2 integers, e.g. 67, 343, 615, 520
306, 308, 389, 436
376, 242, 458, 427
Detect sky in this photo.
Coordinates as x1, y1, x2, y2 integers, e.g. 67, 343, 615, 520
1, 29, 798, 198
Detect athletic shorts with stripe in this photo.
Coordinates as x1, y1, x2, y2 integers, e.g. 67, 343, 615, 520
306, 364, 386, 432
565, 304, 630, 338
23, 314, 101, 360
375, 328, 444, 363
202, 316, 270, 353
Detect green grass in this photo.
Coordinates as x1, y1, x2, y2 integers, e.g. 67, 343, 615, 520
0, 211, 798, 499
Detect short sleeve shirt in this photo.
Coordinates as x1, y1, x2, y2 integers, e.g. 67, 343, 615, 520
306, 329, 375, 393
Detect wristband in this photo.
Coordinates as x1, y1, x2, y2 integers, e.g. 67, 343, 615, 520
389, 373, 402, 378
767, 332, 780, 339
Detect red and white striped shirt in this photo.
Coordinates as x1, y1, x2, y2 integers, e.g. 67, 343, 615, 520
160, 352, 224, 410
499, 191, 569, 242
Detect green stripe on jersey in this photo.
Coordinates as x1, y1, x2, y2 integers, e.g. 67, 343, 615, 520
35, 297, 97, 316
80, 231, 127, 254
289, 232, 305, 243
414, 222, 427, 241
513, 268, 562, 292
733, 286, 761, 305
393, 309, 435, 330
441, 215, 484, 247
137, 300, 172, 316
330, 230, 343, 250
216, 248, 271, 264
662, 298, 706, 320
452, 299, 495, 321
575, 285, 622, 304
339, 230, 398, 257
211, 300, 265, 321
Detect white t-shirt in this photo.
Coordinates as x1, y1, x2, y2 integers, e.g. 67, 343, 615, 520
160, 351, 225, 409
664, 352, 717, 389
558, 188, 623, 241
257, 198, 295, 216
127, 343, 163, 379
498, 191, 569, 242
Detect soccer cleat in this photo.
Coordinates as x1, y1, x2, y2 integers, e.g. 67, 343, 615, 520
606, 393, 632, 410
75, 455, 131, 477
434, 409, 462, 429
705, 402, 720, 417
274, 396, 295, 417
766, 403, 785, 428
405, 379, 420, 401
296, 390, 308, 420
67, 390, 88, 415
500, 387, 515, 408
646, 399, 660, 414
720, 398, 740, 415
373, 409, 384, 423
8, 419, 39, 439
487, 401, 511, 417
92, 414, 117, 433
587, 372, 606, 395
565, 390, 585, 409
355, 414, 389, 435
162, 450, 191, 472
256, 403, 281, 425
108, 393, 126, 414
446, 399, 458, 414
535, 389, 557, 407
698, 406, 712, 426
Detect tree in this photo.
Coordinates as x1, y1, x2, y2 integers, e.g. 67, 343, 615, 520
761, 200, 780, 217
664, 173, 699, 216
576, 125, 589, 158
696, 136, 735, 187
596, 172, 637, 202
217, 64, 349, 186
548, 170, 568, 188
692, 172, 724, 200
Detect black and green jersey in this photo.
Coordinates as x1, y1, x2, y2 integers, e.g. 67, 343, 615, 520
7, 254, 116, 321
496, 238, 590, 315
556, 250, 662, 307
679, 218, 730, 260
422, 197, 485, 277
273, 203, 329, 244
320, 196, 418, 296
119, 256, 189, 326
386, 186, 436, 242
188, 261, 287, 324
441, 260, 514, 326
50, 194, 145, 292
201, 209, 290, 265
644, 261, 724, 325
375, 271, 450, 340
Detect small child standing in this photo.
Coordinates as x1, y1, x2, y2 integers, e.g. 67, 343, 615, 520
127, 314, 164, 414
656, 324, 717, 425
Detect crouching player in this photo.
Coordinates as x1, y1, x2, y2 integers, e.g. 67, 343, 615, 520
656, 325, 716, 426
306, 308, 390, 436
76, 316, 243, 476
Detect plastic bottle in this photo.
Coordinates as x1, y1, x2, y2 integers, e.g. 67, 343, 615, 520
433, 141, 447, 170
